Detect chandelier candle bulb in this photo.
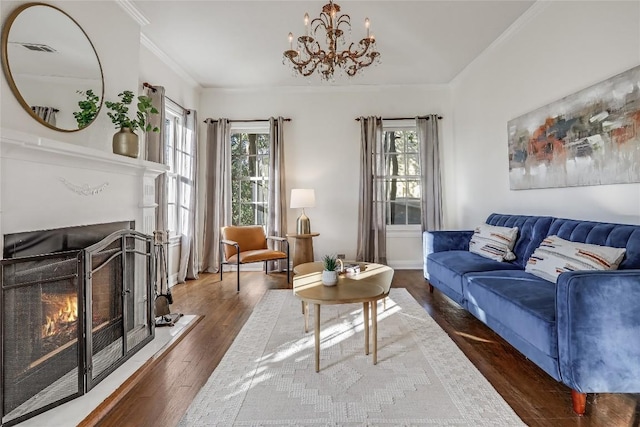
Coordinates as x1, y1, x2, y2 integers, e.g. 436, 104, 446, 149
365, 17, 370, 38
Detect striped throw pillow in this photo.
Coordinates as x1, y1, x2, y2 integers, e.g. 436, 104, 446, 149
525, 235, 626, 283
469, 223, 519, 262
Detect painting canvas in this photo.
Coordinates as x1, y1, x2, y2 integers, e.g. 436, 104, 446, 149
508, 65, 640, 190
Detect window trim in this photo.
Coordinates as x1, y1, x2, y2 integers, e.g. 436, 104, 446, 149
230, 124, 271, 227
164, 99, 195, 238
381, 121, 422, 228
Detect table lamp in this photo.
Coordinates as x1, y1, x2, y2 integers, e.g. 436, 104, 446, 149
290, 188, 315, 234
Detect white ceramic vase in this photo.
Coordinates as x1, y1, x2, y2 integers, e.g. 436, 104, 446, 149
322, 270, 338, 286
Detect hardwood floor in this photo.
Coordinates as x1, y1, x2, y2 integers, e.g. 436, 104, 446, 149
88, 270, 640, 427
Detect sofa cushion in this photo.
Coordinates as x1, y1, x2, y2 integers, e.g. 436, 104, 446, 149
464, 270, 558, 358
548, 218, 640, 270
469, 223, 519, 262
427, 250, 521, 302
525, 235, 626, 283
486, 214, 554, 269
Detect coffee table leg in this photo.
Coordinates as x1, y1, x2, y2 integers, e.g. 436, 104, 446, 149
363, 302, 369, 355
315, 303, 321, 372
372, 299, 378, 365
303, 301, 309, 333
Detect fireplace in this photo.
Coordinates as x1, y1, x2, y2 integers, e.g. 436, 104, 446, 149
1, 222, 155, 426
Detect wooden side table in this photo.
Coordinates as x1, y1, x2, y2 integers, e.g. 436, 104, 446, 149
286, 233, 320, 268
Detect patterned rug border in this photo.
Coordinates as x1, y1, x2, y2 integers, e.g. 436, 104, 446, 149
179, 288, 525, 426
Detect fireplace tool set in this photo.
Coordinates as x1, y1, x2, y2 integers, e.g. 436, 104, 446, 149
154, 230, 182, 327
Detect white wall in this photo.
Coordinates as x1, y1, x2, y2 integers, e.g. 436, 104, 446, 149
138, 45, 200, 110
200, 85, 453, 268
451, 1, 640, 229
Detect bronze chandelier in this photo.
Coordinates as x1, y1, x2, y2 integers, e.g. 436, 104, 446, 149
283, 1, 381, 80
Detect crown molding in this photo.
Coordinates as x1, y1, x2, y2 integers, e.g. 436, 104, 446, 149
450, 0, 551, 87
115, 0, 150, 26
201, 82, 450, 94
140, 34, 201, 90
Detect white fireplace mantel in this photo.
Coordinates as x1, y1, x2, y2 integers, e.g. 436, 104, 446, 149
0, 128, 168, 255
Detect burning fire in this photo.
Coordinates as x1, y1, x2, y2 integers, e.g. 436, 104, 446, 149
42, 295, 78, 337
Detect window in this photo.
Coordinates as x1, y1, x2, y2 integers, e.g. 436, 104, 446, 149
230, 125, 270, 226
380, 122, 421, 226
164, 100, 195, 236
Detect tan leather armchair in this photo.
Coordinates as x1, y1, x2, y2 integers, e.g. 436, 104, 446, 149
220, 225, 290, 291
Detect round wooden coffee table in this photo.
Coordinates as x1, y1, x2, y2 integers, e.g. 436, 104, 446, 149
293, 262, 394, 372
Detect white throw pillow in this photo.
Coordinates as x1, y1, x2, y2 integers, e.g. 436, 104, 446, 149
469, 223, 519, 262
525, 235, 627, 283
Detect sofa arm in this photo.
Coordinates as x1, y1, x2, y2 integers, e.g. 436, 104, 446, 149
556, 270, 640, 393
423, 230, 473, 254
423, 230, 473, 281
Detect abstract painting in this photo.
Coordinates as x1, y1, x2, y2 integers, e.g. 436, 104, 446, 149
508, 65, 640, 190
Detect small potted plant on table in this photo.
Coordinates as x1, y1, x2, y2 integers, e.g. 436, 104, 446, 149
105, 90, 159, 158
321, 254, 339, 286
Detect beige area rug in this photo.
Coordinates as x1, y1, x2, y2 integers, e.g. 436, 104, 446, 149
179, 289, 525, 426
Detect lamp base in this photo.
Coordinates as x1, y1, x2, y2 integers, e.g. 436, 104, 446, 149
296, 212, 311, 235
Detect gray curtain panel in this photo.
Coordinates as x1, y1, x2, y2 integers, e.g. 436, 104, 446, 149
417, 115, 443, 232
178, 110, 199, 282
266, 117, 288, 272
356, 116, 387, 264
31, 106, 57, 125
201, 119, 231, 273
144, 85, 168, 232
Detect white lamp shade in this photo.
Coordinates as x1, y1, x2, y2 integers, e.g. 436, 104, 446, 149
290, 188, 316, 208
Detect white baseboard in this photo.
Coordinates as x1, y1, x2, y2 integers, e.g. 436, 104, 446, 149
386, 260, 422, 270
222, 261, 420, 271
169, 273, 178, 286
222, 264, 266, 272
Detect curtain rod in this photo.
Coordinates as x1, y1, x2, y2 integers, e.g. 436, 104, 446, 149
355, 115, 443, 121
142, 82, 190, 114
203, 118, 292, 123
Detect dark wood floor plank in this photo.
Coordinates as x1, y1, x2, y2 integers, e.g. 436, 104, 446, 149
84, 270, 640, 427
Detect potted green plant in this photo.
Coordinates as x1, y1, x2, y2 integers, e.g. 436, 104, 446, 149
321, 254, 339, 286
73, 89, 100, 129
105, 90, 159, 158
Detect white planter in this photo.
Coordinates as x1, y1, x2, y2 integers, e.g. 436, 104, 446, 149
322, 270, 338, 286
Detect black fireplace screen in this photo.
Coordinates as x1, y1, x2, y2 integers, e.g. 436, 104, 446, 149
1, 251, 83, 424
1, 226, 154, 426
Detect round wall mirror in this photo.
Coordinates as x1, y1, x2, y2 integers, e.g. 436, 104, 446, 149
1, 2, 104, 132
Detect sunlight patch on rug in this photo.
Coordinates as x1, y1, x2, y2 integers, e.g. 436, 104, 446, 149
179, 289, 525, 426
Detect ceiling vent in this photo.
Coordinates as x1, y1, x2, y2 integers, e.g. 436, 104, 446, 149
12, 42, 57, 53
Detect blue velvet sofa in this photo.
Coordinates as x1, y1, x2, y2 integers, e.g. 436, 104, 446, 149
423, 213, 640, 415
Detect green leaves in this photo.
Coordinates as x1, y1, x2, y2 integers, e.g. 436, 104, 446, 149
322, 254, 338, 271
73, 89, 100, 129
105, 90, 159, 132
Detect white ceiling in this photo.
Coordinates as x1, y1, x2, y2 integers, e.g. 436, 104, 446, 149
133, 1, 535, 88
